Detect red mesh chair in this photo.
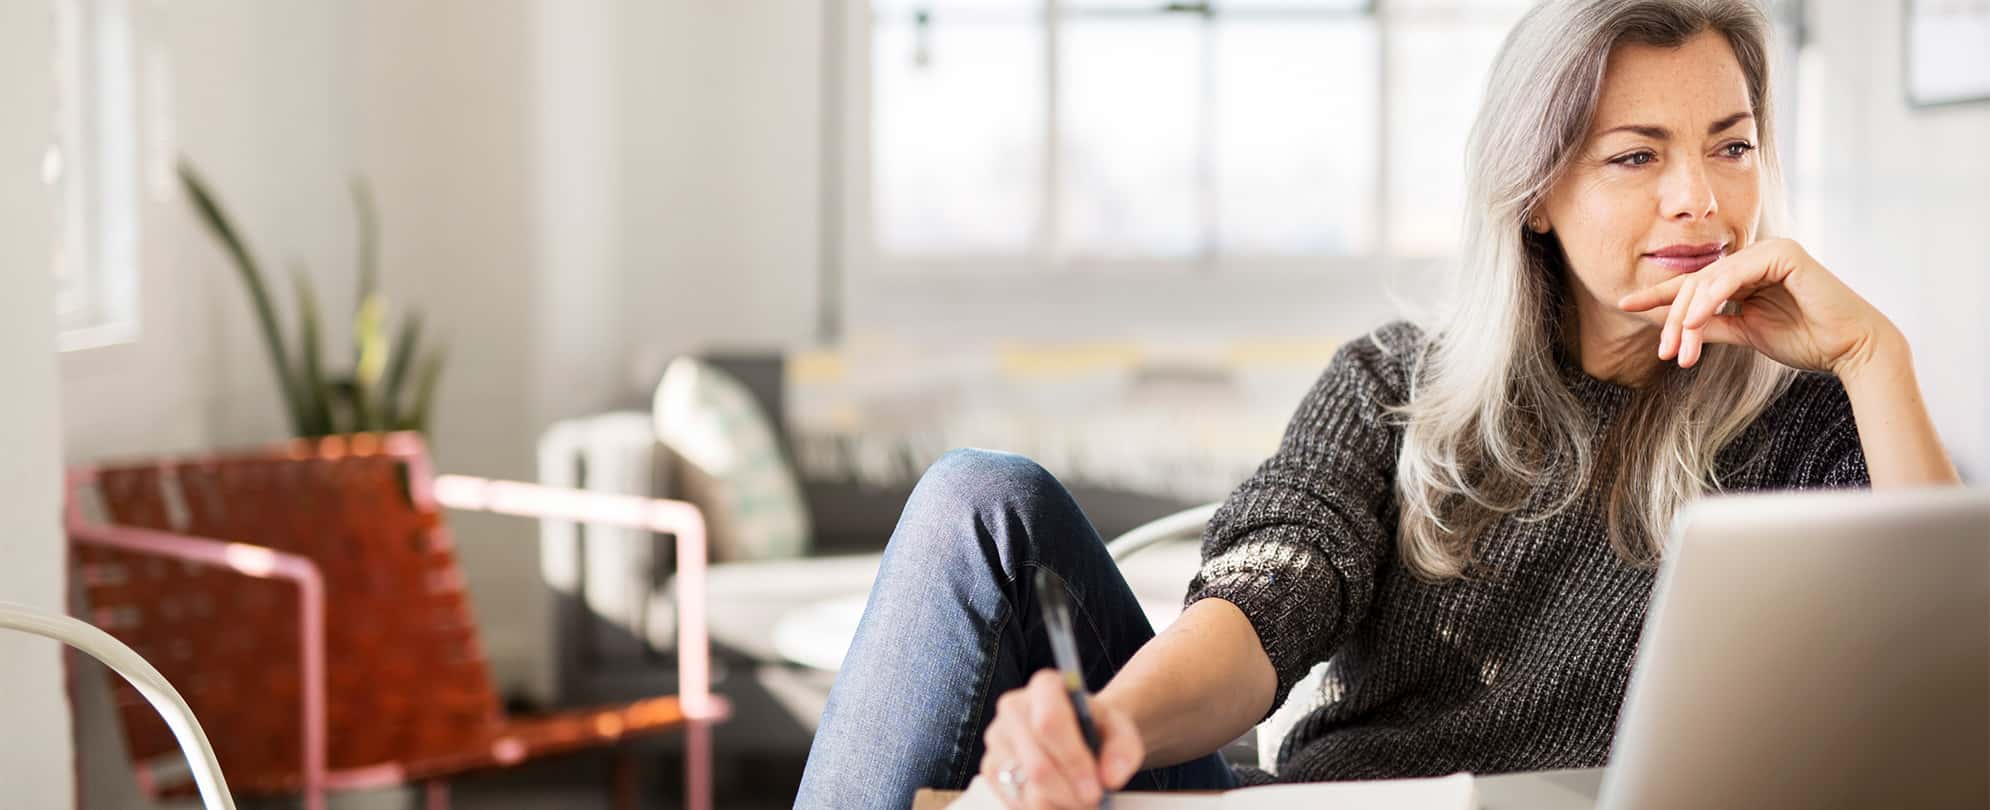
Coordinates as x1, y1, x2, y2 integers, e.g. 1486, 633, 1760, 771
65, 432, 728, 810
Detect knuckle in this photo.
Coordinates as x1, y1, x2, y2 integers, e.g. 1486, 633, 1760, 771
1024, 756, 1057, 785
1031, 706, 1062, 736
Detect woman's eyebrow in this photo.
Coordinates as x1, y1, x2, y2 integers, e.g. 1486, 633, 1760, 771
1594, 111, 1754, 141
1706, 111, 1754, 134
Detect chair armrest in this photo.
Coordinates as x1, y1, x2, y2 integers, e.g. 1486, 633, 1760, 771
63, 478, 329, 810
0, 601, 239, 810
427, 474, 728, 723
1105, 502, 1221, 562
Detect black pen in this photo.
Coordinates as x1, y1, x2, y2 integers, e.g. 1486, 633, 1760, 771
1034, 567, 1112, 809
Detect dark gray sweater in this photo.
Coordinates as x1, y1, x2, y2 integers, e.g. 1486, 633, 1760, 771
1185, 320, 1868, 783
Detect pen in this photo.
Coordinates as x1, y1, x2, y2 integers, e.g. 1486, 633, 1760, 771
1034, 567, 1112, 809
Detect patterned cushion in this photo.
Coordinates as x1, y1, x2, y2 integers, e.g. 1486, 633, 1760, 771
653, 356, 812, 562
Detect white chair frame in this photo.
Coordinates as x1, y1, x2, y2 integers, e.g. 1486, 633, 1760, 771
0, 601, 237, 810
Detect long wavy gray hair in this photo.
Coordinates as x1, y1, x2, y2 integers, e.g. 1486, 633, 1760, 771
1394, 0, 1796, 580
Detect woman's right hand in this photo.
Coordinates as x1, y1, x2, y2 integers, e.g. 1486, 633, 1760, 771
978, 669, 1146, 809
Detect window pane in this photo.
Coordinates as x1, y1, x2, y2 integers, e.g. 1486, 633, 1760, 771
54, 0, 140, 348
872, 13, 1045, 255
1058, 17, 1204, 259
1384, 19, 1511, 256
1214, 19, 1378, 256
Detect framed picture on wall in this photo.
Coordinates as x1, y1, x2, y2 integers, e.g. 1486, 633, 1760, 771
1904, 0, 1990, 107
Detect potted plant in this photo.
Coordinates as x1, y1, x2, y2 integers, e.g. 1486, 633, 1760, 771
179, 159, 444, 438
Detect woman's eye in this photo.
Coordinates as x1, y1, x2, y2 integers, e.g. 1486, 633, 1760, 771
1611, 151, 1656, 167
1721, 141, 1757, 159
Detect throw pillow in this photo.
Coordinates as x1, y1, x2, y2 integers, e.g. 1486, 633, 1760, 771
653, 356, 812, 563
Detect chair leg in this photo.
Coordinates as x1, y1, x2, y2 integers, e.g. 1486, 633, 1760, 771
424, 779, 449, 810
612, 743, 639, 810
686, 721, 712, 810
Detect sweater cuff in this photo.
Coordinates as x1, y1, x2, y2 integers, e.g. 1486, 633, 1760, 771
1183, 537, 1341, 723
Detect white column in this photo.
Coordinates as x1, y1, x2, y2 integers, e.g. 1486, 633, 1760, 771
0, 2, 76, 806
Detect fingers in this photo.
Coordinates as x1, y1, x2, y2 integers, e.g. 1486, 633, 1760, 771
979, 739, 1025, 810
1617, 275, 1688, 313
1660, 274, 1698, 362
1093, 701, 1145, 790
990, 717, 1084, 809
1694, 314, 1749, 350
981, 675, 1101, 809
1025, 671, 1103, 804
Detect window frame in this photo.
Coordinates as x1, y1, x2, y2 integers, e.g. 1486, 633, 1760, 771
52, 0, 150, 354
839, 0, 1448, 285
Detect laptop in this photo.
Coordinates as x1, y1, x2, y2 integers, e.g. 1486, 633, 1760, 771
1520, 487, 1990, 810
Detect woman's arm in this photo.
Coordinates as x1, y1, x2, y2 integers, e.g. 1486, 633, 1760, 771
1094, 598, 1276, 770
975, 603, 1273, 810
1835, 327, 1960, 488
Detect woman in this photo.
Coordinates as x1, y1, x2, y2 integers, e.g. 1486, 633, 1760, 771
796, 1, 1959, 808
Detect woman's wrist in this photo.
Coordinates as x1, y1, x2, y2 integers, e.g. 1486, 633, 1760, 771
1828, 323, 1960, 487
1832, 318, 1910, 391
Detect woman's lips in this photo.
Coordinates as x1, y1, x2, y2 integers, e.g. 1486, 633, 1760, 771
1643, 249, 1724, 273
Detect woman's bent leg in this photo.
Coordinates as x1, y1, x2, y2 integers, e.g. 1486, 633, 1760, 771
794, 450, 1235, 810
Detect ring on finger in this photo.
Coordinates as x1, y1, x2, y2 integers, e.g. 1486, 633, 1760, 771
997, 763, 1027, 801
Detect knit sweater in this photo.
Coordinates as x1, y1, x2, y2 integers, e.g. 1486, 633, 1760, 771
1184, 320, 1869, 783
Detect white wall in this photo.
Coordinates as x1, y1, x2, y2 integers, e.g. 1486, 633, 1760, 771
1792, 0, 1990, 478
0, 1, 76, 806
618, 0, 827, 380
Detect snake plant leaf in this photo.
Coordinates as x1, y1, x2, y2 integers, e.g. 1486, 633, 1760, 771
292, 265, 335, 437
380, 312, 423, 429
351, 295, 388, 431
405, 345, 446, 435
180, 159, 308, 436
326, 376, 360, 436
351, 176, 380, 321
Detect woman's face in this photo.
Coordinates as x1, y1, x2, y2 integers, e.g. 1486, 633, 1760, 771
1537, 30, 1762, 332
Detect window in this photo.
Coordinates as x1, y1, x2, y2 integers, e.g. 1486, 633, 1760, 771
51, 0, 141, 350
849, 0, 1533, 275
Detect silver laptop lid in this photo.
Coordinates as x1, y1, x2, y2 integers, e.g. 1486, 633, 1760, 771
1598, 488, 1989, 810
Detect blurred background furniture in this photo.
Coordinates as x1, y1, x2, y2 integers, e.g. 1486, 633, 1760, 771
67, 433, 727, 810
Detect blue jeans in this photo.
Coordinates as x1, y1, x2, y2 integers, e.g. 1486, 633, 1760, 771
796, 449, 1238, 809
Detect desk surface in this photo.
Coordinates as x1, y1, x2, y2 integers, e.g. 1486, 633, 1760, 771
911, 768, 1607, 810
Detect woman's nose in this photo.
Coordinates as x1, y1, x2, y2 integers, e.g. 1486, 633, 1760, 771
1659, 159, 1717, 222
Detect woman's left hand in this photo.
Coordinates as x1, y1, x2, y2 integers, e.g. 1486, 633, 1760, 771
1616, 237, 1900, 377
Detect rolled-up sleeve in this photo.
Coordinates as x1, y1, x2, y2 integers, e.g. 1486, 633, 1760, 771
1184, 325, 1411, 719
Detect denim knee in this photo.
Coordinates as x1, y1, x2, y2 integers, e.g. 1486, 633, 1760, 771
920, 448, 1062, 509
890, 449, 1073, 567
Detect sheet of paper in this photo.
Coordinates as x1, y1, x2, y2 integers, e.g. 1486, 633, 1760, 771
947, 772, 1476, 809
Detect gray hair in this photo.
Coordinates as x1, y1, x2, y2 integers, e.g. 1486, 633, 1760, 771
1393, 0, 1795, 580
